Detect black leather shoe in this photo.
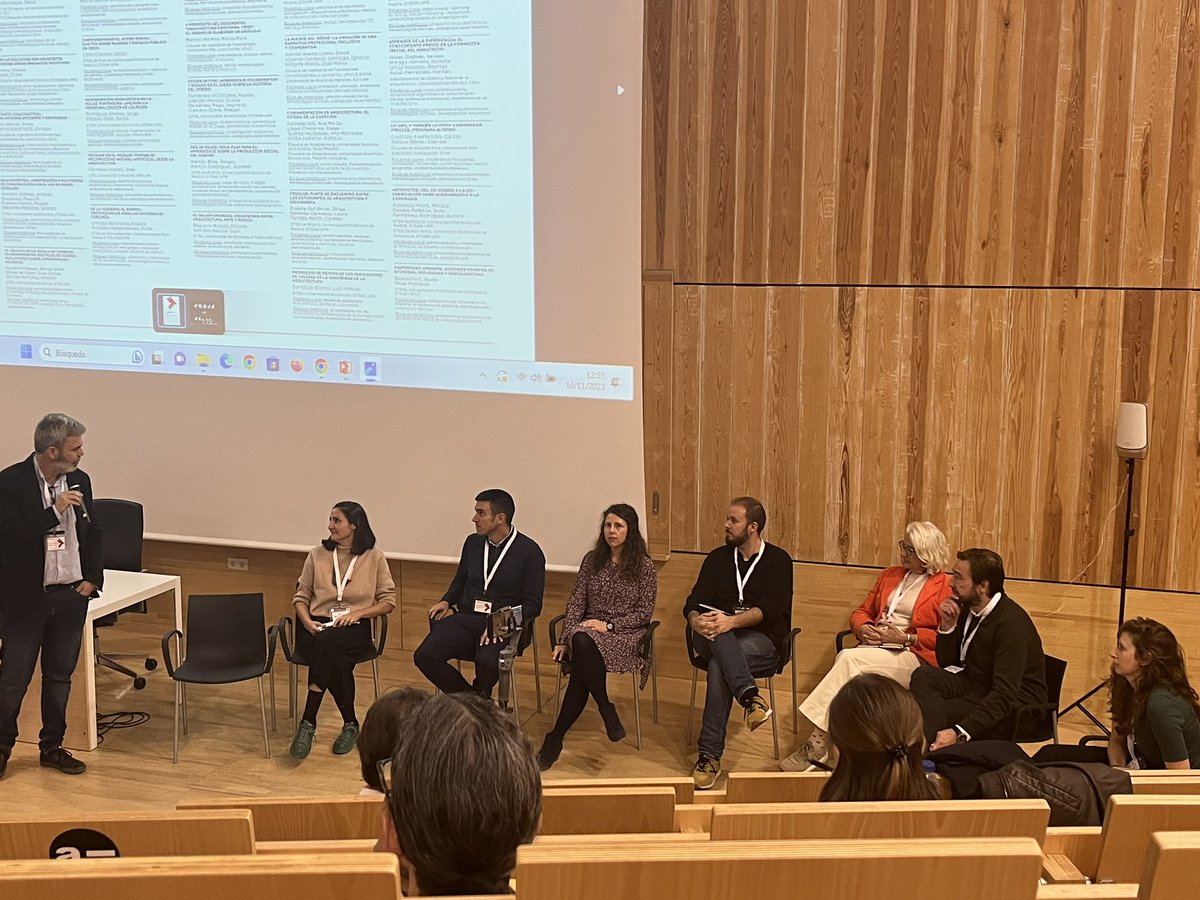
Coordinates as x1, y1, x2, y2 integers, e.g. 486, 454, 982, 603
40, 747, 86, 775
0, 746, 10, 780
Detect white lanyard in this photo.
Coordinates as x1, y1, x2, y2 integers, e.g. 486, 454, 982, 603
733, 543, 766, 605
332, 550, 358, 605
884, 572, 926, 620
483, 528, 518, 592
959, 592, 1001, 661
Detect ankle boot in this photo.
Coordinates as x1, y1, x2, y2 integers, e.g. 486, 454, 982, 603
599, 702, 626, 743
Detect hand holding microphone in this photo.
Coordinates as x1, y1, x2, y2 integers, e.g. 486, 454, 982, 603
67, 484, 89, 520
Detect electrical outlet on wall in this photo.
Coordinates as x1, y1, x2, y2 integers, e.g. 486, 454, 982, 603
227, 557, 249, 571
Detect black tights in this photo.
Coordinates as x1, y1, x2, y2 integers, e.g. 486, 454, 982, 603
549, 631, 612, 738
301, 664, 357, 726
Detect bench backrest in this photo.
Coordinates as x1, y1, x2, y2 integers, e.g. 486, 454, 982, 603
0, 853, 398, 900
1138, 831, 1200, 900
0, 810, 254, 859
1129, 776, 1200, 796
540, 786, 677, 834
1094, 795, 1200, 883
544, 776, 695, 804
515, 837, 1044, 900
724, 771, 830, 804
177, 797, 380, 841
709, 799, 1050, 842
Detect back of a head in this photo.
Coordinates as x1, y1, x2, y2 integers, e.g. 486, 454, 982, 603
359, 687, 430, 790
387, 692, 541, 894
820, 674, 938, 803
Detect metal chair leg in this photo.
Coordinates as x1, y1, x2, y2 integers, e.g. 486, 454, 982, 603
172, 680, 181, 764
269, 668, 277, 732
531, 627, 542, 709
651, 653, 659, 724
371, 657, 381, 701
511, 667, 521, 721
686, 669, 698, 744
288, 663, 296, 719
791, 658, 798, 734
768, 677, 780, 760
257, 676, 271, 759
181, 683, 189, 734
632, 671, 642, 750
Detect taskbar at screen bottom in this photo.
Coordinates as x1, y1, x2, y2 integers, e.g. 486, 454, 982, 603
2, 337, 634, 401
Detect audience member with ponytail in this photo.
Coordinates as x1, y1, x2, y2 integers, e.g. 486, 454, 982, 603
819, 673, 940, 802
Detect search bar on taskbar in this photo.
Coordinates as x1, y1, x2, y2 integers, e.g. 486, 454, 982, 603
38, 344, 146, 367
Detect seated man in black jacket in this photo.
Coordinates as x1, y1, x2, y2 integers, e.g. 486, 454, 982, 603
683, 497, 793, 790
414, 489, 545, 698
910, 548, 1047, 751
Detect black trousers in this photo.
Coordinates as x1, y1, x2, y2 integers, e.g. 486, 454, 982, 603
294, 617, 372, 719
413, 612, 502, 696
910, 664, 992, 743
0, 586, 89, 751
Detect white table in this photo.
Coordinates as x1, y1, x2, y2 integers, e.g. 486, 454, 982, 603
17, 569, 182, 752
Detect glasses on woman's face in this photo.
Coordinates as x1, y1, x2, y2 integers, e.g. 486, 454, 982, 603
375, 757, 394, 802
898, 542, 916, 556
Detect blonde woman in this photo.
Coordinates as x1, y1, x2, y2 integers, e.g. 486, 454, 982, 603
782, 521, 951, 771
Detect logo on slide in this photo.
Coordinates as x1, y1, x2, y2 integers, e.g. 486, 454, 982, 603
266, 356, 280, 372
290, 358, 304, 373
242, 354, 256, 371
314, 357, 329, 376
361, 359, 379, 382
151, 352, 163, 365
196, 353, 210, 368
219, 353, 233, 369
20, 343, 32, 359
173, 351, 187, 366
338, 360, 352, 376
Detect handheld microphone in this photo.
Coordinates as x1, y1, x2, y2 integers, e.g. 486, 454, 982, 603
68, 484, 89, 520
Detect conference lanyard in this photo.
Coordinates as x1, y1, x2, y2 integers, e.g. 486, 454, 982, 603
483, 528, 518, 592
733, 543, 766, 606
332, 550, 357, 605
959, 592, 1001, 661
884, 572, 927, 620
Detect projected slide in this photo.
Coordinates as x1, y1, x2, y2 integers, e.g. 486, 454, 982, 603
0, 1, 632, 399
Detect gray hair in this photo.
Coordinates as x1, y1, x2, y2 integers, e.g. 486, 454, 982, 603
385, 692, 541, 895
34, 413, 86, 454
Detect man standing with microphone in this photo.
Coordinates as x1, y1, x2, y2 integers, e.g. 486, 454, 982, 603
0, 413, 104, 780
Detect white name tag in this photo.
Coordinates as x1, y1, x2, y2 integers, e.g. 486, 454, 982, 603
473, 598, 492, 614
45, 532, 66, 554
329, 604, 350, 625
944, 665, 964, 674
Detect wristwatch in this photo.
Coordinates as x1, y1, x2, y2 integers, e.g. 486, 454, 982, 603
606, 621, 614, 633
953, 725, 970, 743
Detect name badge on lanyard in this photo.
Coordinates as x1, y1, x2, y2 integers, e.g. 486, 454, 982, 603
331, 551, 357, 624
44, 480, 67, 554
475, 529, 518, 614
945, 592, 1000, 673
733, 544, 765, 614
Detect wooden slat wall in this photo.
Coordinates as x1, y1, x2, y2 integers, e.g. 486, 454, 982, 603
641, 0, 1200, 592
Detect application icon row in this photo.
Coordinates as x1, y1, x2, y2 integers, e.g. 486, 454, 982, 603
148, 351, 379, 380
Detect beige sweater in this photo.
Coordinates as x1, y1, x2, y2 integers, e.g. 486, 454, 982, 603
293, 545, 396, 618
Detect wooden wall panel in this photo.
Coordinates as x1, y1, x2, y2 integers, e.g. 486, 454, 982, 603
642, 1, 1200, 591
653, 286, 1198, 591
646, 0, 1200, 287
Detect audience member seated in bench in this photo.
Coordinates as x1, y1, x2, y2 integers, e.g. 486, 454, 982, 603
1035, 618, 1200, 771
357, 687, 430, 796
375, 691, 541, 895
819, 673, 941, 802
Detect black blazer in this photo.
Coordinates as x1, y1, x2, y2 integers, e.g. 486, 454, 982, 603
934, 593, 1047, 738
0, 454, 104, 610
442, 530, 546, 623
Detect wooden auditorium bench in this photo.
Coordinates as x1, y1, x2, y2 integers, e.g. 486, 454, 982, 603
1042, 794, 1200, 884
0, 810, 255, 859
723, 770, 830, 803
542, 775, 695, 803
184, 783, 678, 841
1138, 831, 1200, 900
0, 853, 398, 899
515, 837, 1045, 900
707, 799, 1050, 842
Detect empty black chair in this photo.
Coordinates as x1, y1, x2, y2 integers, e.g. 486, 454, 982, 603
162, 593, 276, 763
92, 498, 154, 688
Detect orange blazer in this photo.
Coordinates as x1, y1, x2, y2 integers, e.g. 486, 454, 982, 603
847, 567, 950, 667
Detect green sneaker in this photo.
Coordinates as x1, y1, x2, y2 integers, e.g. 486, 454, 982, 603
332, 722, 360, 755
289, 720, 316, 759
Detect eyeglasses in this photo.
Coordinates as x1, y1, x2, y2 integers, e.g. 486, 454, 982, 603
375, 757, 394, 802
898, 542, 916, 556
